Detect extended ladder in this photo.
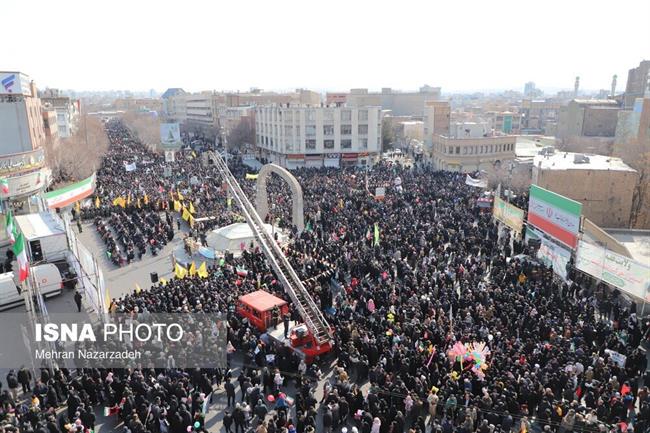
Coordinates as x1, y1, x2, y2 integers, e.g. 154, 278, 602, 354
209, 152, 332, 345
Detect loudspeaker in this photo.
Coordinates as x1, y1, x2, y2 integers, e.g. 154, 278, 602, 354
150, 272, 159, 283
30, 240, 43, 262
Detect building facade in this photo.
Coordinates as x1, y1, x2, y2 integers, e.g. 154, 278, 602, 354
520, 99, 561, 134
40, 89, 80, 138
532, 152, 638, 228
624, 60, 650, 108
486, 111, 522, 134
347, 85, 441, 116
430, 121, 516, 172
557, 99, 620, 140
423, 101, 451, 149
255, 105, 382, 169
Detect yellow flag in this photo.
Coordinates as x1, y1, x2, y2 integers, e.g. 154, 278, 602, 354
159, 277, 167, 286
173, 200, 181, 212
112, 197, 120, 206
189, 202, 196, 214
135, 283, 142, 294
75, 201, 80, 213
95, 196, 100, 208
189, 262, 197, 276
227, 197, 232, 209
197, 262, 208, 278
127, 194, 132, 206
177, 191, 184, 201
245, 173, 259, 180
189, 214, 195, 228
136, 198, 141, 209
182, 207, 191, 221
143, 194, 149, 205
174, 263, 188, 279
119, 197, 126, 208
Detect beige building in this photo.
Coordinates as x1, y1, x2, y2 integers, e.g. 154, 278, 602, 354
423, 101, 451, 148
557, 99, 620, 140
532, 152, 638, 228
430, 121, 516, 172
347, 85, 441, 116
520, 99, 561, 134
486, 111, 522, 134
624, 60, 650, 108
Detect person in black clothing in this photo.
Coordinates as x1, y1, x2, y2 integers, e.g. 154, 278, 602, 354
223, 409, 233, 433
283, 312, 290, 339
17, 366, 32, 393
225, 380, 236, 407
73, 291, 83, 312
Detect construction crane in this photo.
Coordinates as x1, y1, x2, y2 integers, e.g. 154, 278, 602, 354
208, 151, 333, 359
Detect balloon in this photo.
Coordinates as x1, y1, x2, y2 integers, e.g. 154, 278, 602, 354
194, 421, 200, 428
279, 392, 286, 399
187, 427, 192, 432
267, 394, 275, 402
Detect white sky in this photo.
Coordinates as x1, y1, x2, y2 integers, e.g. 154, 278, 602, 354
2, 0, 649, 94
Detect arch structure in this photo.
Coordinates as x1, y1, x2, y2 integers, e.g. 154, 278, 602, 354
255, 163, 305, 232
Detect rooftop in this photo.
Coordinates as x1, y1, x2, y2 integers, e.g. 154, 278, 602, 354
604, 229, 650, 265
533, 152, 637, 172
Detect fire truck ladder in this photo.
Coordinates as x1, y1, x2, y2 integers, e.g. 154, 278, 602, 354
209, 152, 332, 346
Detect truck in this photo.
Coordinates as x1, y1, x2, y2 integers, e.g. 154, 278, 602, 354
14, 212, 68, 264
0, 263, 63, 311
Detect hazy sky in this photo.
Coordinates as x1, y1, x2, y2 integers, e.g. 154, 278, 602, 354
2, 0, 649, 94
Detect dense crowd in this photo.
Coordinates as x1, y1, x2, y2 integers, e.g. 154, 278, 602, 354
2, 120, 648, 433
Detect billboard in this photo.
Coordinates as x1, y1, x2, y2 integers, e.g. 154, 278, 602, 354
0, 167, 50, 199
576, 240, 650, 299
160, 123, 182, 149
527, 185, 582, 249
493, 197, 524, 232
526, 226, 572, 281
0, 72, 32, 96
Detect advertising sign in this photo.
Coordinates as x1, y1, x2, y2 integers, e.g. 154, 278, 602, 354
0, 167, 50, 199
493, 197, 524, 233
0, 72, 32, 96
527, 185, 582, 249
160, 123, 182, 149
576, 240, 650, 299
526, 225, 572, 281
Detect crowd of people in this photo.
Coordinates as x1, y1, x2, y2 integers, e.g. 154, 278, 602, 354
2, 119, 649, 433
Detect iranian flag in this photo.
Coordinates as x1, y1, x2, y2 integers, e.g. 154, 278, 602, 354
44, 173, 96, 209
5, 211, 16, 244
0, 178, 8, 194
13, 233, 29, 282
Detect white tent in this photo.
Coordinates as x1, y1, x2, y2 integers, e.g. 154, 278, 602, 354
205, 222, 286, 257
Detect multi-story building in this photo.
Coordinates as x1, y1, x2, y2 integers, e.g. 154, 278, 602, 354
325, 92, 348, 106
255, 105, 382, 169
520, 99, 561, 134
40, 89, 80, 138
347, 85, 441, 116
113, 97, 163, 113
624, 60, 650, 108
430, 121, 516, 172
0, 71, 51, 207
486, 111, 522, 134
161, 88, 188, 121
42, 107, 59, 141
557, 99, 620, 140
423, 101, 451, 149
524, 82, 543, 98
532, 152, 638, 228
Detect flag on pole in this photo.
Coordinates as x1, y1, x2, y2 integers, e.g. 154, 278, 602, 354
75, 201, 81, 213
189, 262, 197, 276
135, 284, 142, 294
197, 262, 208, 278
95, 196, 100, 209
174, 263, 188, 279
374, 223, 380, 246
177, 191, 184, 201
126, 194, 132, 206
5, 211, 16, 244
189, 202, 196, 214
143, 194, 149, 205
182, 207, 191, 221
173, 200, 181, 212
13, 233, 29, 282
0, 178, 9, 194
136, 198, 141, 209
227, 197, 232, 209
236, 267, 249, 277
245, 173, 259, 180
159, 277, 167, 286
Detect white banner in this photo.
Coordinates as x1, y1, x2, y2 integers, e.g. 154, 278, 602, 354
576, 240, 650, 299
160, 123, 182, 148
537, 239, 572, 281
124, 162, 137, 172
465, 175, 487, 188
165, 151, 175, 163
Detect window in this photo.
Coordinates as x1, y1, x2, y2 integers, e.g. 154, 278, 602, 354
296, 125, 300, 136
358, 124, 368, 134
305, 125, 316, 136
286, 140, 293, 151
463, 147, 468, 155
341, 139, 352, 149
455, 146, 460, 154
323, 125, 334, 136
306, 110, 315, 121
324, 139, 335, 149
341, 110, 351, 121
284, 125, 293, 135
360, 138, 368, 148
341, 124, 352, 135
324, 110, 334, 121
359, 110, 368, 121
306, 139, 316, 149
284, 111, 293, 121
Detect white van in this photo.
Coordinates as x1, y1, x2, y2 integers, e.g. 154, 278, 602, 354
0, 263, 63, 311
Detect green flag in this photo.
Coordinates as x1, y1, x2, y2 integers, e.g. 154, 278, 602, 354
374, 223, 380, 246
305, 221, 312, 232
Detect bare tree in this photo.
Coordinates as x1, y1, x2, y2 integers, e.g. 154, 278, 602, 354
44, 114, 109, 183
121, 111, 161, 152
227, 119, 255, 151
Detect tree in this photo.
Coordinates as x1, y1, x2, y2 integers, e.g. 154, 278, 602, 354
44, 114, 109, 183
121, 111, 161, 152
227, 119, 255, 151
381, 118, 395, 152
